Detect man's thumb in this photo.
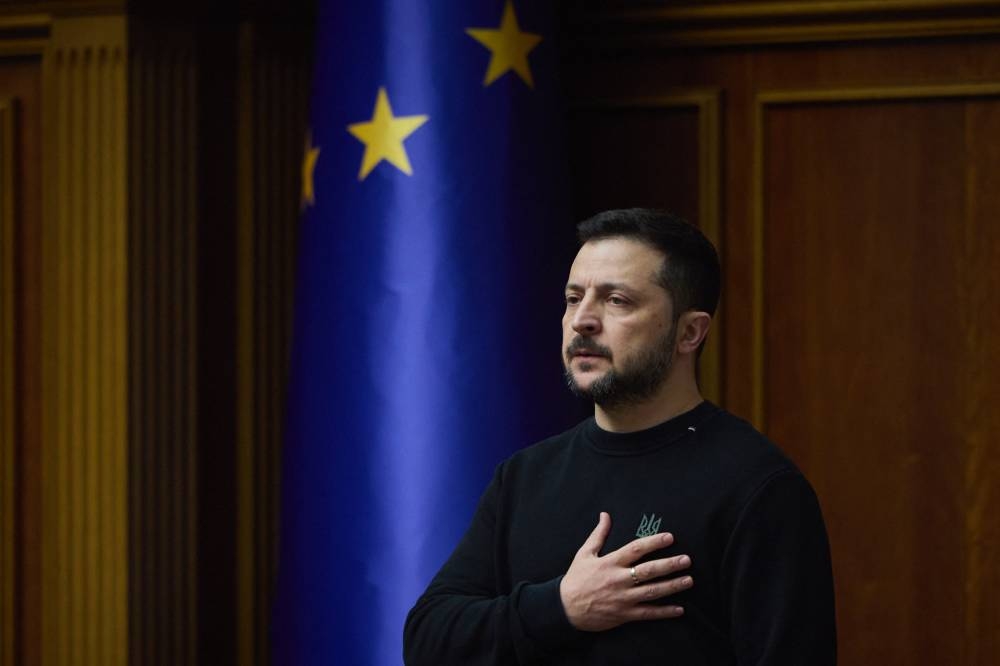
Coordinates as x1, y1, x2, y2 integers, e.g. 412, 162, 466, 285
580, 511, 611, 555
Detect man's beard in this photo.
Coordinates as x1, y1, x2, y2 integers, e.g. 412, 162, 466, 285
563, 324, 676, 410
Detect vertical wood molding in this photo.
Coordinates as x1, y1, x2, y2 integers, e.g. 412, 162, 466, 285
236, 21, 312, 666
127, 20, 199, 666
0, 97, 16, 666
41, 16, 128, 666
692, 91, 722, 405
751, 97, 765, 430
958, 93, 1000, 666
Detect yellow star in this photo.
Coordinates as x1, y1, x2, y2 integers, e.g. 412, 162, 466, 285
466, 1, 542, 88
301, 131, 321, 208
347, 87, 429, 181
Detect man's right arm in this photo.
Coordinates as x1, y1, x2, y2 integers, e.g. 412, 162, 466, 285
404, 467, 694, 665
403, 465, 578, 665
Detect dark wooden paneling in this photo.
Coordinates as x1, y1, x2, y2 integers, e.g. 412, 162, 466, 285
763, 94, 1000, 664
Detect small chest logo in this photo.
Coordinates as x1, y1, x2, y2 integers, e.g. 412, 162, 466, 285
635, 513, 662, 538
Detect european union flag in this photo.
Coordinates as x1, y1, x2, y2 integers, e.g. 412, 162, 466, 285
272, 1, 578, 663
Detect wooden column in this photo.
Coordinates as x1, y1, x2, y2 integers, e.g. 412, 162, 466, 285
40, 15, 128, 666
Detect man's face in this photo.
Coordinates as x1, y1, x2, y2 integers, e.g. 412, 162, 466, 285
562, 238, 677, 409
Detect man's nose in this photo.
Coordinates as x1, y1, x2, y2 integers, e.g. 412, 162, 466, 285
571, 299, 602, 336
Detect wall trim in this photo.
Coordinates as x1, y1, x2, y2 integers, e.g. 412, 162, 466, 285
0, 97, 17, 666
567, 0, 1000, 48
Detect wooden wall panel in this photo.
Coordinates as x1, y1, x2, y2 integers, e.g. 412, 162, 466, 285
761, 90, 1000, 664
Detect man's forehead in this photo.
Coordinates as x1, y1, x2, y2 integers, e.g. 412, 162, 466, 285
567, 237, 665, 285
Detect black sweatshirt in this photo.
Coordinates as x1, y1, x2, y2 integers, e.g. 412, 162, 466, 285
404, 401, 837, 665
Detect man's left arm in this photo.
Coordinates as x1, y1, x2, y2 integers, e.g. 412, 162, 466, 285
722, 469, 838, 665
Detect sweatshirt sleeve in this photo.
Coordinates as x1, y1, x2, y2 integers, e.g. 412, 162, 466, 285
721, 469, 838, 665
403, 463, 579, 665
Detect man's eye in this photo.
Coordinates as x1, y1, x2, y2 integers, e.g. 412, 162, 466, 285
608, 295, 627, 305
565, 295, 581, 305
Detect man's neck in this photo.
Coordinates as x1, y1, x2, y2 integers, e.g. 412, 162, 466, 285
594, 372, 704, 434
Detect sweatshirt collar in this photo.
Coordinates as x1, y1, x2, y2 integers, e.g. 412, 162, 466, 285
582, 400, 719, 456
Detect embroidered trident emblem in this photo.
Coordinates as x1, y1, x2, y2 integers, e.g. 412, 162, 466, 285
635, 513, 662, 538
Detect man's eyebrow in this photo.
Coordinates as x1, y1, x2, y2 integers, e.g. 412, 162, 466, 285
564, 282, 633, 293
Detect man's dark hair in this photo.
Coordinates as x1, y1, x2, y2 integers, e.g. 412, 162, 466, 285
577, 208, 721, 318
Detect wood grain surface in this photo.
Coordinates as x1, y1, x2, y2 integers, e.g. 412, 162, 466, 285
764, 94, 1000, 664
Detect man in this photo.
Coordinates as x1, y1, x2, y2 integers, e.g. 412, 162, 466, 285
404, 209, 837, 664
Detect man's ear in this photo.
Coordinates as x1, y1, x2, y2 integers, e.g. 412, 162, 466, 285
676, 311, 712, 355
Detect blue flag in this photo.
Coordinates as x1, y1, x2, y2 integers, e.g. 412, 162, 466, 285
272, 1, 579, 663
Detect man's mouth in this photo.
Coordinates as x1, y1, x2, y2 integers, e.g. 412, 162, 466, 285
568, 347, 610, 360
566, 337, 613, 362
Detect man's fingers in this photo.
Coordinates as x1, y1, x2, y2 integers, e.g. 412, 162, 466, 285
626, 574, 694, 603
580, 512, 612, 556
632, 554, 691, 583
612, 531, 675, 565
625, 603, 686, 622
